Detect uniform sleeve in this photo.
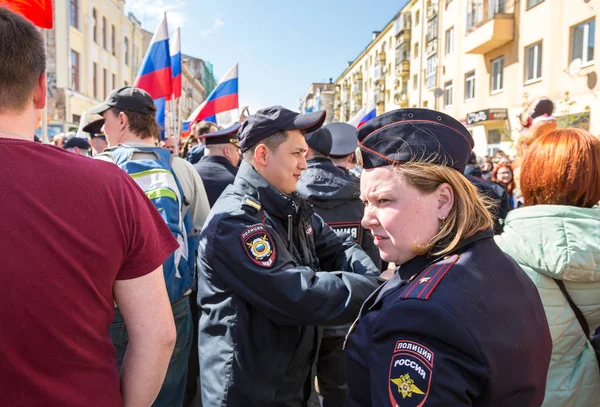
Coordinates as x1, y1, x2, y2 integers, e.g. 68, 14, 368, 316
311, 213, 381, 278
172, 156, 211, 231
367, 300, 488, 406
117, 171, 180, 280
205, 212, 379, 326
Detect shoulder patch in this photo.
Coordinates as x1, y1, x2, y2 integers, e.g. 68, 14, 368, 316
389, 340, 435, 406
240, 224, 277, 268
399, 254, 459, 301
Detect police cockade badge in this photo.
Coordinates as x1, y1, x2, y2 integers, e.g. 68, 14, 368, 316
388, 340, 434, 406
241, 224, 277, 268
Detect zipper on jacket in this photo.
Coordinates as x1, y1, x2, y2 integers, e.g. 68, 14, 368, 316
287, 214, 293, 251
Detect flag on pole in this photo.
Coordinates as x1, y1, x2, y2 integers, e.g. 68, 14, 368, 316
134, 13, 172, 100
169, 27, 182, 100
0, 0, 53, 28
187, 64, 239, 128
348, 100, 376, 128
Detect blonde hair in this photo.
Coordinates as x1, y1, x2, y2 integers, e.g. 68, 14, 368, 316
393, 162, 495, 257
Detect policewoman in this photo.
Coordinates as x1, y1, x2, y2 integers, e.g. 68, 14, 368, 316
344, 109, 552, 406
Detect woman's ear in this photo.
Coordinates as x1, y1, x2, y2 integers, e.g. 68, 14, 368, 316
436, 183, 454, 219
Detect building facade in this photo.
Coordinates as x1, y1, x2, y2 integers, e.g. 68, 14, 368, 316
333, 0, 599, 156
44, 0, 147, 138
299, 82, 336, 123
334, 10, 409, 122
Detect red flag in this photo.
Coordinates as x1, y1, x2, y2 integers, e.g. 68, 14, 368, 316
0, 0, 53, 29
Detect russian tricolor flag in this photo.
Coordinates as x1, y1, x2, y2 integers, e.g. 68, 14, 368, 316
134, 14, 172, 100
170, 27, 182, 100
187, 64, 239, 128
348, 100, 377, 128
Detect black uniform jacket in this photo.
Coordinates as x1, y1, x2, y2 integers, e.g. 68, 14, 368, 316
344, 230, 552, 407
193, 155, 238, 207
197, 161, 380, 407
465, 165, 512, 233
296, 157, 382, 269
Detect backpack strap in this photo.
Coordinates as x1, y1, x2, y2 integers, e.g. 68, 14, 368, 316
553, 278, 590, 337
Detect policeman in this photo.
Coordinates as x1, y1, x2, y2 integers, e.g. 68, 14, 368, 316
82, 118, 108, 156
193, 123, 241, 207
197, 106, 381, 407
297, 123, 382, 407
344, 108, 552, 406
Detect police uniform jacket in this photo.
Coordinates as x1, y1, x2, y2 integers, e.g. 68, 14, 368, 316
297, 157, 381, 268
193, 155, 238, 207
197, 161, 380, 407
344, 230, 552, 407
465, 165, 512, 233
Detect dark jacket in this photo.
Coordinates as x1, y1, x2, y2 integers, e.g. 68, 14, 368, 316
465, 165, 511, 233
193, 155, 238, 207
344, 230, 552, 407
297, 158, 382, 269
197, 161, 380, 407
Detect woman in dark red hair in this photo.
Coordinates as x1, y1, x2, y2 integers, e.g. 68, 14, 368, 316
491, 163, 516, 208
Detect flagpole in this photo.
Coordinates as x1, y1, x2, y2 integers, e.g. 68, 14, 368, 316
41, 28, 49, 144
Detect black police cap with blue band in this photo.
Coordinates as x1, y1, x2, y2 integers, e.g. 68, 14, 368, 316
357, 108, 474, 172
202, 122, 241, 146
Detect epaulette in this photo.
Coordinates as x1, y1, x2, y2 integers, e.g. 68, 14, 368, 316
241, 195, 262, 214
399, 254, 459, 301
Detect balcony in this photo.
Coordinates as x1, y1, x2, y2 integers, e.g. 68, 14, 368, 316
397, 30, 411, 46
394, 91, 409, 107
374, 64, 385, 84
427, 2, 439, 20
393, 13, 411, 37
425, 72, 437, 90
352, 85, 362, 96
396, 60, 410, 77
374, 89, 385, 106
464, 0, 515, 54
426, 40, 438, 56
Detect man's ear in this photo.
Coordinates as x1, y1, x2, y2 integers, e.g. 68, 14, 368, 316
254, 144, 269, 167
118, 112, 128, 132
33, 72, 47, 110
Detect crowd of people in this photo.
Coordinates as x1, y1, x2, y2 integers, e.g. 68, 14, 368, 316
1, 7, 600, 407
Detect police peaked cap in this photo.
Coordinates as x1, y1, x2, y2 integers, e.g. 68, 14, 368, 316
357, 108, 474, 172
201, 122, 241, 146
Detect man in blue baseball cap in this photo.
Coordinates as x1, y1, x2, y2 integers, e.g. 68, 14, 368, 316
196, 106, 381, 407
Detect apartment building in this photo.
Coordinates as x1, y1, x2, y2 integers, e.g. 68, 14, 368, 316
423, 0, 599, 156
334, 9, 409, 122
299, 82, 336, 124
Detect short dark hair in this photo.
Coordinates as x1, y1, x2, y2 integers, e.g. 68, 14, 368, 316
0, 7, 46, 112
243, 130, 289, 162
109, 107, 160, 141
195, 121, 218, 136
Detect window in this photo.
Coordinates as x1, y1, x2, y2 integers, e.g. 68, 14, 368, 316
444, 81, 453, 107
414, 42, 419, 59
427, 16, 438, 43
93, 62, 98, 98
465, 70, 475, 101
525, 41, 543, 82
124, 37, 130, 65
112, 73, 116, 91
102, 17, 107, 50
466, 0, 484, 32
71, 50, 80, 92
92, 9, 97, 43
571, 19, 595, 64
527, 0, 544, 9
491, 56, 504, 93
444, 81, 452, 107
426, 54, 437, 77
413, 74, 418, 90
70, 0, 78, 29
111, 25, 116, 56
103, 68, 108, 99
445, 27, 454, 55
415, 10, 420, 25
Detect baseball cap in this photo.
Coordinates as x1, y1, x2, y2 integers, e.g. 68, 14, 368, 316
305, 127, 332, 156
88, 86, 156, 116
63, 137, 90, 150
238, 106, 326, 152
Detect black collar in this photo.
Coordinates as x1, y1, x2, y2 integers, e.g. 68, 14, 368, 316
398, 229, 494, 281
235, 161, 313, 220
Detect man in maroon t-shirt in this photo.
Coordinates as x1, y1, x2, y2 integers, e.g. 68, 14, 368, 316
0, 8, 179, 407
